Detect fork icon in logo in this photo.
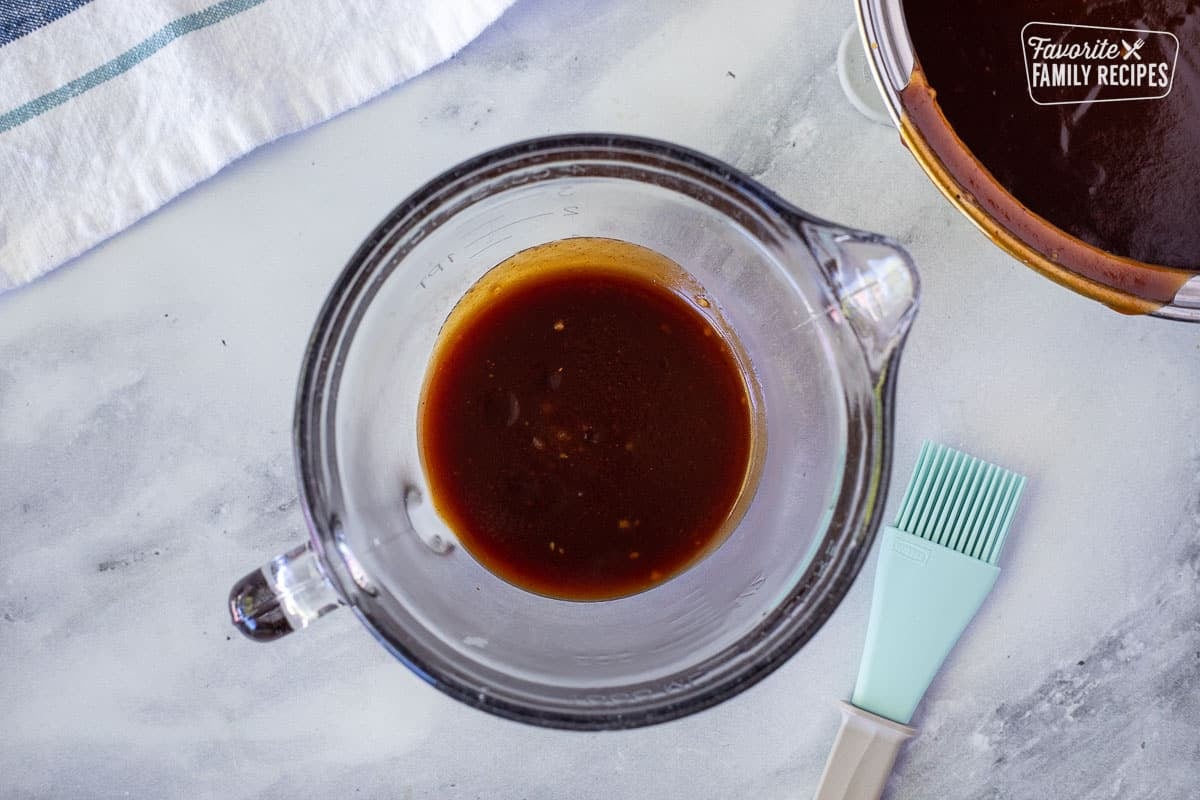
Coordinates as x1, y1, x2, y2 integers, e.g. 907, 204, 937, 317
1121, 38, 1145, 60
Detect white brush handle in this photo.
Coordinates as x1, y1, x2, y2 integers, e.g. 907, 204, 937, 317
813, 702, 916, 800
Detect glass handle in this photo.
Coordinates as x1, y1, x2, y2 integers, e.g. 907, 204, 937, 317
837, 24, 894, 127
229, 541, 342, 642
804, 223, 920, 378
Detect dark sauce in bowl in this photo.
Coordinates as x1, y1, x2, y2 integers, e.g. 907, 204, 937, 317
418, 238, 762, 601
896, 1, 1198, 310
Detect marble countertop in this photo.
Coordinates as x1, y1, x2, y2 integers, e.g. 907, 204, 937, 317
2, 0, 1198, 797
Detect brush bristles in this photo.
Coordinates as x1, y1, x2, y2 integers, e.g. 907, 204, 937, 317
893, 441, 1026, 565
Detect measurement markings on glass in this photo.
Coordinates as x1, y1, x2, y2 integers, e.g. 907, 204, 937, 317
464, 212, 556, 250
468, 235, 514, 259
418, 252, 454, 289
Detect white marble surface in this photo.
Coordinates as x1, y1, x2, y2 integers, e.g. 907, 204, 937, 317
2, 0, 1198, 797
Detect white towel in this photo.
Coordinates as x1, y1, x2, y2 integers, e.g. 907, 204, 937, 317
0, 0, 514, 292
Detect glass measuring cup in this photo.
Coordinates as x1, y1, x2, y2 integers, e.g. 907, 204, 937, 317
228, 134, 919, 729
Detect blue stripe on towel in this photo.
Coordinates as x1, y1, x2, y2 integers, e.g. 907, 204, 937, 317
0, 0, 268, 134
0, 0, 96, 47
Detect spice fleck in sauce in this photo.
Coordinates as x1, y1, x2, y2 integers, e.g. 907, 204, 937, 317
418, 238, 761, 601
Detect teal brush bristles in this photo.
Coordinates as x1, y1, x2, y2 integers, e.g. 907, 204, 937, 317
893, 441, 1026, 566
814, 442, 1027, 800
851, 441, 1026, 725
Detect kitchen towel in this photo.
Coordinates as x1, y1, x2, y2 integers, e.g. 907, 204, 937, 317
0, 0, 515, 292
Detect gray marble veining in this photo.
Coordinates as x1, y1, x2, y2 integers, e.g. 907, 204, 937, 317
2, 0, 1199, 798
896, 476, 1200, 799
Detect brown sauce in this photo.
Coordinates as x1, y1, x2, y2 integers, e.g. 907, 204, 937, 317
897, 1, 1198, 308
418, 238, 762, 601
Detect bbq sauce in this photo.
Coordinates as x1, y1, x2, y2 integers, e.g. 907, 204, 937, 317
418, 238, 763, 601
899, 1, 1200, 273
